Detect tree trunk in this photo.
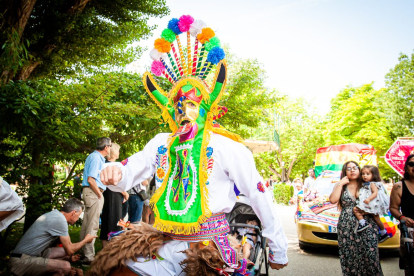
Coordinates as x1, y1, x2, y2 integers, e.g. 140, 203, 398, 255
23, 150, 53, 232
68, 0, 92, 14
15, 61, 41, 80
3, 0, 38, 38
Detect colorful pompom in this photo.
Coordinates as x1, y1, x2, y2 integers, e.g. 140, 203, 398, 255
168, 18, 182, 35
178, 15, 194, 32
206, 47, 225, 65
154, 38, 171, 53
161, 29, 176, 43
151, 60, 164, 76
189, 20, 207, 37
150, 48, 164, 61
204, 37, 221, 51
197, 28, 215, 44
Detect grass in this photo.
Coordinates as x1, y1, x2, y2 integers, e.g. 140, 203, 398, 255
0, 223, 103, 275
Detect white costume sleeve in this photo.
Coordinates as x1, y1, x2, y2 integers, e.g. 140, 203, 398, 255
0, 178, 24, 232
219, 140, 288, 264
105, 134, 168, 193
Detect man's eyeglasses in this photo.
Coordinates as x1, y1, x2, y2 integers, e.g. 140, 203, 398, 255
407, 161, 414, 168
346, 166, 359, 172
107, 144, 112, 147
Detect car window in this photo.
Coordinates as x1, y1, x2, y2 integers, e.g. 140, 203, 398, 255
309, 171, 341, 197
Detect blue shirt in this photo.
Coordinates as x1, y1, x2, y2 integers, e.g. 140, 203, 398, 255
82, 150, 107, 191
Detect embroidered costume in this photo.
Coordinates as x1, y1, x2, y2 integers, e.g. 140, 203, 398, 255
102, 14, 288, 275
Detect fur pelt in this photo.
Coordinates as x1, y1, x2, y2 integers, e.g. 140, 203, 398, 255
180, 235, 242, 276
180, 242, 224, 276
88, 223, 164, 276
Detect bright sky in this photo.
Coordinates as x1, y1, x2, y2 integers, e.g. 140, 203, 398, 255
130, 0, 414, 115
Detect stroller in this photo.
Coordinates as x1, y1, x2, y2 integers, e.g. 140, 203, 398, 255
400, 220, 414, 276
226, 195, 269, 276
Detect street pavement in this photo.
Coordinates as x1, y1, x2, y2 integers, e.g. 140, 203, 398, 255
264, 204, 402, 276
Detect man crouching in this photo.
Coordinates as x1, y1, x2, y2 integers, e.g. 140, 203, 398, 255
9, 198, 96, 276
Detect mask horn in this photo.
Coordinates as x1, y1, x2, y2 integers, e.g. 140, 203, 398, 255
209, 60, 227, 106
143, 72, 169, 107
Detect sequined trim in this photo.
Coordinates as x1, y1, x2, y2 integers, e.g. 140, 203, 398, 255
165, 213, 229, 241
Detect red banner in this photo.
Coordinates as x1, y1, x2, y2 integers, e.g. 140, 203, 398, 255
385, 138, 414, 176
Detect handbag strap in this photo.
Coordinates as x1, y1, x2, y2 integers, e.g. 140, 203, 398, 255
132, 186, 139, 195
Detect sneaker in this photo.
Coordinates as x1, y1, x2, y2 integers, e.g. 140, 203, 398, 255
356, 223, 369, 232
379, 233, 389, 243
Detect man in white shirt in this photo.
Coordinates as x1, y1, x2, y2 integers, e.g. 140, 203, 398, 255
303, 168, 316, 194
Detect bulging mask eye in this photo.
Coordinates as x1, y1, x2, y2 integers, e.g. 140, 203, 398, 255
187, 102, 196, 108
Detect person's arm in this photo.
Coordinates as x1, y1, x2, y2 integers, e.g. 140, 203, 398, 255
390, 182, 414, 227
364, 183, 378, 204
0, 211, 16, 222
303, 179, 308, 193
221, 141, 288, 269
87, 177, 102, 199
330, 177, 349, 204
121, 191, 129, 203
0, 180, 24, 232
100, 134, 165, 192
60, 234, 97, 256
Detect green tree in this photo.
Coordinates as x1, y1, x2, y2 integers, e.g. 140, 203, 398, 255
0, 0, 169, 82
212, 49, 280, 137
323, 84, 397, 180
383, 52, 414, 137
253, 96, 324, 182
0, 72, 167, 230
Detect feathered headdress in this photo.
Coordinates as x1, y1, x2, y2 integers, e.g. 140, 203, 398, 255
143, 16, 242, 235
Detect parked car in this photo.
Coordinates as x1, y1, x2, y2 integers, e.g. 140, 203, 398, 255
295, 170, 400, 250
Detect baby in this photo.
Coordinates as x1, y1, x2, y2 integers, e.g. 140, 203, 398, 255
238, 218, 260, 261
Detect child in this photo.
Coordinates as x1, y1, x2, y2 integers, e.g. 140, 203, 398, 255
353, 165, 390, 243
238, 218, 259, 262
304, 189, 318, 202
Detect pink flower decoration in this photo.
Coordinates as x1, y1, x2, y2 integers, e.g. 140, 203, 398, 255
257, 182, 265, 193
121, 159, 128, 166
178, 15, 194, 32
151, 60, 164, 76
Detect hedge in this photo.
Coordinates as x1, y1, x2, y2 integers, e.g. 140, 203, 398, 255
273, 184, 294, 205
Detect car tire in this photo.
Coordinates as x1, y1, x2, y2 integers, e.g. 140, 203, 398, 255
299, 241, 309, 251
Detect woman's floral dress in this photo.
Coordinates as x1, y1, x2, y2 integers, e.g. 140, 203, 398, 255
337, 188, 383, 276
